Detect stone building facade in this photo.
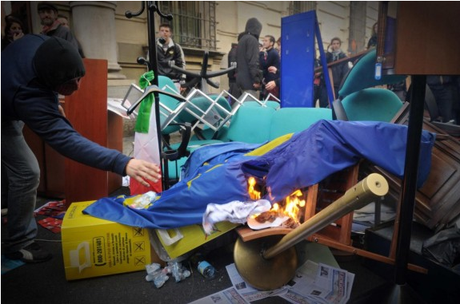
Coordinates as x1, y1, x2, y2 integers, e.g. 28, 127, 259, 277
2, 1, 379, 97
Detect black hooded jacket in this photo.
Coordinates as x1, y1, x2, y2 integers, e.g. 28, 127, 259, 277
1, 34, 130, 176
236, 18, 262, 91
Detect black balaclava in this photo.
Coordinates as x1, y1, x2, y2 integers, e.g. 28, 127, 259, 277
33, 36, 86, 90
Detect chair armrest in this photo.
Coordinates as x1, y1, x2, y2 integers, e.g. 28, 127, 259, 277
332, 99, 349, 121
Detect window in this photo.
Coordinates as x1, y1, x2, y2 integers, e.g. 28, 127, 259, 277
288, 1, 316, 15
159, 1, 217, 50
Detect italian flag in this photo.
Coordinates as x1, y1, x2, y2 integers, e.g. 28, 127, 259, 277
130, 71, 162, 194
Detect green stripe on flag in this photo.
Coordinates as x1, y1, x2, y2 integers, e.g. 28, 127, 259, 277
134, 71, 155, 133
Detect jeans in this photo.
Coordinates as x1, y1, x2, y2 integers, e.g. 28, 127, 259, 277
428, 82, 455, 122
314, 84, 330, 108
1, 120, 40, 253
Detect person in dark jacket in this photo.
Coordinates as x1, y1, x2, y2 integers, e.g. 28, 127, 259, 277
37, 2, 84, 57
259, 35, 280, 99
1, 35, 161, 263
326, 37, 350, 101
264, 37, 282, 101
227, 42, 241, 101
236, 18, 263, 99
156, 23, 186, 92
315, 38, 349, 108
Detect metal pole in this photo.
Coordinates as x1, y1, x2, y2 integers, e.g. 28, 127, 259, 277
394, 75, 426, 285
125, 1, 174, 190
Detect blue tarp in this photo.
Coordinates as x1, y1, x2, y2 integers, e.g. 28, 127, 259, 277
84, 120, 436, 229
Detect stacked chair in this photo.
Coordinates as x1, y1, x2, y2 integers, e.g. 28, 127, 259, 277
332, 49, 407, 123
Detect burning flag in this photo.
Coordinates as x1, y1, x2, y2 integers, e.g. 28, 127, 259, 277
84, 120, 435, 229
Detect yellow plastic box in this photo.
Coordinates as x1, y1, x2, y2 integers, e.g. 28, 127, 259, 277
61, 201, 156, 280
152, 221, 239, 261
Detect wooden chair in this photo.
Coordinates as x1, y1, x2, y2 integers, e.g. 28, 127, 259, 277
236, 164, 427, 273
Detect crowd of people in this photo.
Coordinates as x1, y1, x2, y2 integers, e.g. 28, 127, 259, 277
228, 18, 282, 103
228, 18, 459, 123
228, 19, 352, 109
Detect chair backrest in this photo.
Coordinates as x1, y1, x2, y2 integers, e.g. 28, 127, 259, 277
338, 49, 407, 98
341, 88, 403, 122
158, 75, 180, 104
178, 94, 232, 124
265, 100, 281, 109
269, 107, 333, 140
241, 101, 265, 107
158, 76, 183, 134
227, 106, 275, 143
241, 100, 281, 109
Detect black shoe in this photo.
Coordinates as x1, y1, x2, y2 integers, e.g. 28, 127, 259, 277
4, 242, 52, 263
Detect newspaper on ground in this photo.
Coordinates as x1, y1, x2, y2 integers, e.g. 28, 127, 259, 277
280, 260, 354, 304
188, 243, 355, 304
220, 261, 354, 304
225, 263, 288, 302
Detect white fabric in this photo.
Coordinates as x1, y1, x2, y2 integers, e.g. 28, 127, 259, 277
131, 103, 161, 189
202, 199, 272, 235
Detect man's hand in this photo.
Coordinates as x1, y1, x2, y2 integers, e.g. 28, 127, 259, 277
125, 159, 162, 187
265, 80, 277, 91
58, 104, 66, 117
253, 83, 261, 89
268, 66, 277, 74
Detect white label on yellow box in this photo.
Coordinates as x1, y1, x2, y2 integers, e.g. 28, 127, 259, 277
61, 201, 153, 280
154, 221, 239, 260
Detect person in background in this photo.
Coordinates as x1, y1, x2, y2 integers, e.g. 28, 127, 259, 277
37, 2, 83, 57
57, 14, 69, 28
325, 37, 349, 102
427, 75, 457, 124
156, 23, 186, 93
259, 35, 280, 99
367, 22, 378, 49
275, 36, 281, 52
227, 33, 244, 102
236, 17, 263, 100
264, 36, 282, 101
258, 42, 266, 98
56, 13, 85, 58
1, 15, 24, 51
2, 35, 161, 263
313, 58, 327, 107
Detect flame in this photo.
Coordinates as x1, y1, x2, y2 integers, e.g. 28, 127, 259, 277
248, 177, 261, 200
247, 176, 305, 224
283, 191, 306, 223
